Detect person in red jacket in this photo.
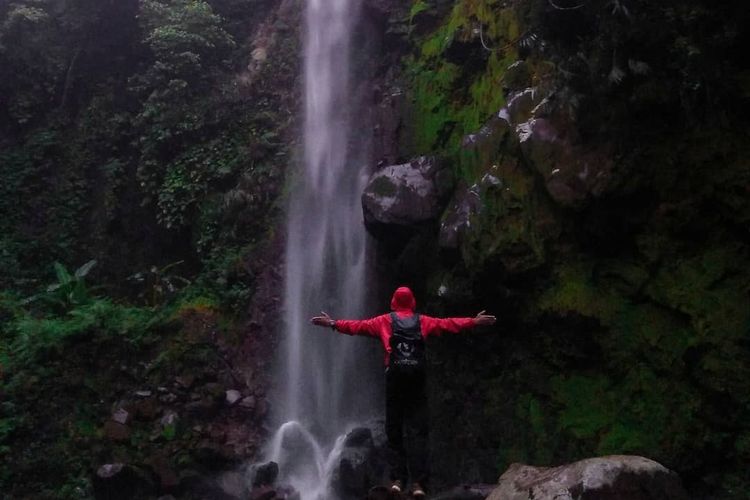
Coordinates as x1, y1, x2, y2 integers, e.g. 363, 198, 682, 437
311, 286, 496, 497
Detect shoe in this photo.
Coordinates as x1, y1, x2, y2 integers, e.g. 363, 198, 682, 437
390, 480, 403, 493
411, 483, 426, 498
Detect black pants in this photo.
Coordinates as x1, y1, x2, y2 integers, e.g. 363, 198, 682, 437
385, 367, 429, 487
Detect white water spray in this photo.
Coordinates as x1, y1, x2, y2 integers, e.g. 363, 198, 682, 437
262, 0, 381, 497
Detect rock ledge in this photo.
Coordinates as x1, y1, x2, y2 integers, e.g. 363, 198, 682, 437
487, 455, 688, 500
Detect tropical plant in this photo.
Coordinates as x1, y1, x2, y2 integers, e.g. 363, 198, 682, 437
25, 260, 97, 309
127, 260, 191, 306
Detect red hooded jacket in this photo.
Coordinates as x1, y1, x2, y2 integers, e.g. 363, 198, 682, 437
334, 287, 476, 366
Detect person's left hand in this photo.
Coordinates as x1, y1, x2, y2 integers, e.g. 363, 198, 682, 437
473, 310, 496, 326
310, 311, 335, 328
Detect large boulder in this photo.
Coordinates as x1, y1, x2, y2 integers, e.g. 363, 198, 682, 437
438, 174, 501, 250
487, 456, 688, 500
332, 426, 389, 500
516, 116, 614, 208
362, 156, 450, 235
463, 80, 616, 209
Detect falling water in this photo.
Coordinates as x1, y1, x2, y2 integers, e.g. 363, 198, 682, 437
263, 0, 381, 496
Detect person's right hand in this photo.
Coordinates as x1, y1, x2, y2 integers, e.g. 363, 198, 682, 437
473, 310, 497, 326
310, 311, 335, 328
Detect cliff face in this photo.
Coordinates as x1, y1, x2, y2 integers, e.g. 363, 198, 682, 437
0, 1, 299, 497
367, 0, 750, 495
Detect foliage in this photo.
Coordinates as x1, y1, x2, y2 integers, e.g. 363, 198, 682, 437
0, 0, 295, 496
405, 0, 520, 172
127, 260, 191, 306
130, 0, 237, 206
405, 0, 750, 495
0, 0, 292, 291
8, 298, 156, 368
0, 127, 89, 288
24, 260, 98, 309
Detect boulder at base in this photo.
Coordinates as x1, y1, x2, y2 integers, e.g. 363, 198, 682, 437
487, 455, 688, 500
362, 156, 450, 235
332, 426, 389, 500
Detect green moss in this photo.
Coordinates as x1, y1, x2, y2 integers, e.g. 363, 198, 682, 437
551, 368, 700, 458
406, 0, 520, 172
405, 0, 750, 492
369, 175, 398, 197
458, 161, 556, 273
540, 261, 623, 322
645, 244, 750, 341
409, 58, 461, 152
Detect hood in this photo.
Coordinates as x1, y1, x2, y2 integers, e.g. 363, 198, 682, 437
390, 286, 416, 312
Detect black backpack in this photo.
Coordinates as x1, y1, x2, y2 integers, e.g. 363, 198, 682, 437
388, 312, 425, 370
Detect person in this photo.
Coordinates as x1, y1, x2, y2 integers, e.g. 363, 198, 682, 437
310, 286, 496, 498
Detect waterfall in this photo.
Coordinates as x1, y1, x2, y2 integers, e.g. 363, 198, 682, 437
262, 0, 381, 497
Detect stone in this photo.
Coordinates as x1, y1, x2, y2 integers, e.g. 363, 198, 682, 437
225, 389, 242, 405
362, 156, 450, 232
251, 47, 267, 62
362, 0, 400, 16
343, 427, 373, 447
96, 463, 125, 478
209, 426, 227, 441
486, 455, 689, 500
175, 374, 195, 389
463, 85, 615, 209
93, 464, 131, 499
517, 117, 614, 207
335, 447, 372, 496
503, 60, 532, 92
149, 455, 179, 491
332, 425, 388, 499
103, 421, 131, 441
252, 461, 279, 487
255, 398, 269, 417
111, 408, 130, 425
240, 395, 256, 409
439, 170, 504, 250
194, 441, 235, 468
501, 88, 544, 128
218, 470, 250, 498
439, 184, 481, 249
159, 410, 178, 428
132, 397, 159, 420
461, 113, 507, 151
159, 393, 178, 404
186, 398, 219, 418
372, 85, 408, 166
277, 486, 301, 500
202, 382, 225, 401
249, 485, 277, 500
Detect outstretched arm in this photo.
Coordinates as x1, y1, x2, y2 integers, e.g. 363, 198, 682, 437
310, 311, 384, 338
421, 310, 497, 337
